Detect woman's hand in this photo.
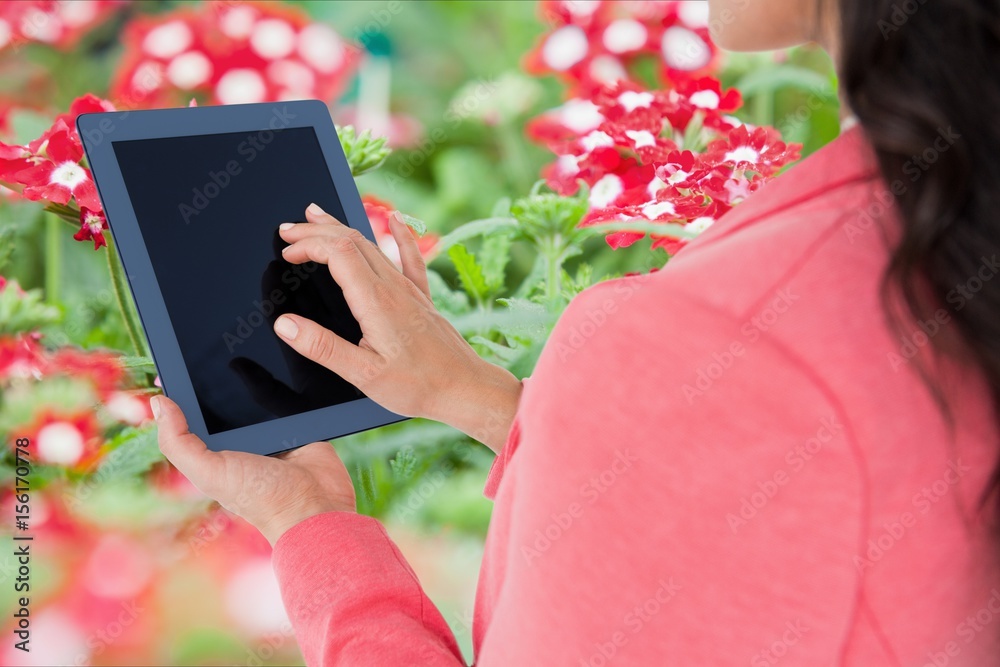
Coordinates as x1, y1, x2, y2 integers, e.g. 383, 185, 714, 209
152, 394, 354, 546
275, 203, 522, 452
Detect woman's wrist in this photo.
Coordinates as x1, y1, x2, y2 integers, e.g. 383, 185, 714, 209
260, 497, 355, 547
429, 358, 523, 454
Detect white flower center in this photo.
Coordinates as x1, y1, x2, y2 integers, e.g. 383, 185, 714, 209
251, 18, 296, 60
589, 174, 623, 209
686, 216, 715, 234
298, 24, 344, 73
0, 19, 12, 50
268, 59, 316, 94
589, 54, 627, 85
131, 61, 164, 93
167, 51, 212, 89
724, 146, 760, 164
216, 69, 267, 105
220, 6, 256, 39
564, 0, 600, 16
642, 201, 676, 219
542, 25, 588, 71
581, 131, 614, 152
50, 162, 87, 190
555, 154, 581, 176
60, 1, 98, 27
21, 9, 61, 43
678, 3, 711, 27
603, 19, 647, 54
668, 168, 690, 184
661, 27, 711, 71
626, 130, 656, 149
142, 20, 193, 60
37, 422, 85, 466
689, 89, 720, 109
560, 99, 604, 133
617, 90, 654, 113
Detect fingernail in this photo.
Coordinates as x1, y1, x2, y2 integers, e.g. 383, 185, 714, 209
390, 211, 403, 225
275, 316, 298, 340
281, 245, 290, 254
150, 396, 161, 420
307, 203, 324, 216
279, 222, 295, 231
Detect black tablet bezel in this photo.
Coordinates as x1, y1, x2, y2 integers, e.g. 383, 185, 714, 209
78, 100, 409, 455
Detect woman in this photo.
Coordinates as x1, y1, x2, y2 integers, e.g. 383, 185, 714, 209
152, 0, 1000, 663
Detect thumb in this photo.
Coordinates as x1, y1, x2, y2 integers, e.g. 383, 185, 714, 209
152, 395, 223, 491
273, 314, 377, 387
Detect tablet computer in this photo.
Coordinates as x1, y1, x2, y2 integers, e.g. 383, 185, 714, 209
78, 100, 409, 456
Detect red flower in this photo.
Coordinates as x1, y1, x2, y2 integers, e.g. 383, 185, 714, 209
15, 123, 102, 210
525, 0, 718, 97
702, 125, 801, 177
48, 348, 125, 398
111, 2, 360, 109
362, 195, 438, 264
14, 410, 102, 469
0, 333, 46, 380
74, 207, 108, 250
0, 1, 123, 52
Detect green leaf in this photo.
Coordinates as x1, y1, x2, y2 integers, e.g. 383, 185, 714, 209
510, 186, 590, 241
397, 212, 427, 236
469, 334, 518, 362
337, 125, 391, 176
737, 65, 836, 99
433, 217, 518, 255
513, 254, 546, 300
96, 427, 163, 479
0, 226, 14, 271
479, 233, 511, 292
425, 268, 471, 314
389, 447, 417, 480
117, 355, 157, 372
0, 281, 60, 335
448, 244, 490, 301
578, 219, 699, 241
492, 297, 553, 339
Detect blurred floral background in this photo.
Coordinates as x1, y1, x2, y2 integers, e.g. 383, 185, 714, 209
0, 1, 842, 664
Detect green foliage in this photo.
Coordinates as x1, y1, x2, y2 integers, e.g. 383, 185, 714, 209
0, 281, 60, 335
97, 426, 163, 479
337, 125, 391, 177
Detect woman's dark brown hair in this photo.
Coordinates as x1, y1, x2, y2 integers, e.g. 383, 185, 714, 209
836, 0, 1000, 517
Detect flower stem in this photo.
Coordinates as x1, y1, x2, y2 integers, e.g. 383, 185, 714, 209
44, 213, 60, 304
543, 239, 562, 306
105, 235, 147, 357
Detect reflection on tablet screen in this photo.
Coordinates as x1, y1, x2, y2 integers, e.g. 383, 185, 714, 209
113, 127, 365, 434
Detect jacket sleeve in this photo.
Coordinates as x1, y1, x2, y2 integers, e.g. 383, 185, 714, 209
272, 512, 466, 666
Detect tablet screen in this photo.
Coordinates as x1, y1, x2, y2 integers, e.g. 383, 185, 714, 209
113, 127, 365, 434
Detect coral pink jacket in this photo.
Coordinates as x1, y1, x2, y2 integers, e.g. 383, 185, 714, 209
272, 126, 1000, 666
